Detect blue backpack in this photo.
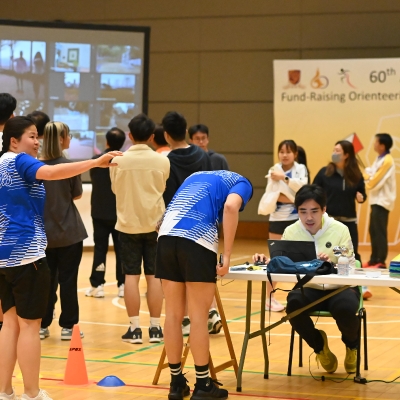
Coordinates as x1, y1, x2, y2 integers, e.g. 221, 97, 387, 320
267, 256, 337, 290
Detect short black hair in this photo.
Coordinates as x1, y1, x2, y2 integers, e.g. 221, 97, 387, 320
294, 184, 326, 210
0, 93, 17, 125
26, 110, 50, 137
188, 124, 209, 139
128, 113, 155, 142
106, 127, 126, 151
162, 111, 187, 141
153, 124, 168, 146
375, 133, 393, 151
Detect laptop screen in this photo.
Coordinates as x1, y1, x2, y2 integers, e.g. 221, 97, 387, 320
267, 239, 317, 262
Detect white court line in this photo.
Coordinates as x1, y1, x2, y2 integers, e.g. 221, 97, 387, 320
73, 319, 400, 341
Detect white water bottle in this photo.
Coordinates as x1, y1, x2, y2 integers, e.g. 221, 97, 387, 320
337, 255, 350, 276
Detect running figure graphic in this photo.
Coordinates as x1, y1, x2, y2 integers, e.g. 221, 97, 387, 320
339, 68, 357, 89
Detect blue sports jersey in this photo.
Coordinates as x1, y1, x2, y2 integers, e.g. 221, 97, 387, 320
159, 170, 253, 253
0, 152, 47, 268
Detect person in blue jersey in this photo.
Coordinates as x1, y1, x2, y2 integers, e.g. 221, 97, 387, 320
155, 171, 253, 400
258, 139, 308, 311
0, 116, 121, 400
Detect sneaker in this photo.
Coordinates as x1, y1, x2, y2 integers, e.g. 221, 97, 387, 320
118, 284, 125, 298
61, 328, 84, 341
362, 287, 373, 300
182, 317, 190, 336
21, 389, 53, 399
168, 374, 190, 400
344, 347, 357, 374
265, 298, 285, 312
149, 326, 163, 343
0, 389, 17, 400
122, 327, 143, 344
85, 284, 104, 298
208, 310, 222, 334
315, 330, 338, 373
39, 327, 50, 340
191, 378, 228, 400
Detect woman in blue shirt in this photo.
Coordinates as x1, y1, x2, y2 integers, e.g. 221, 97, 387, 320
0, 116, 120, 400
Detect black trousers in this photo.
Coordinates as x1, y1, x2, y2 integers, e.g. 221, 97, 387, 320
369, 204, 389, 264
286, 287, 360, 352
340, 220, 361, 263
89, 218, 125, 287
41, 241, 83, 329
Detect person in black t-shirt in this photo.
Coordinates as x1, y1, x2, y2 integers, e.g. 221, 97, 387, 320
86, 128, 126, 299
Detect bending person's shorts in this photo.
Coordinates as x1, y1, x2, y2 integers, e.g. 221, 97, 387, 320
0, 258, 51, 319
155, 236, 217, 283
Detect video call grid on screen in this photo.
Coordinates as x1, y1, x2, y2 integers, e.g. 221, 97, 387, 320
0, 20, 150, 161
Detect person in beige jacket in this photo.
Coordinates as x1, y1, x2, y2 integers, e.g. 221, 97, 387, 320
110, 114, 170, 345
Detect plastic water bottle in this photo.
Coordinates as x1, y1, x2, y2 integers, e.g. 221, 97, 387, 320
337, 255, 350, 276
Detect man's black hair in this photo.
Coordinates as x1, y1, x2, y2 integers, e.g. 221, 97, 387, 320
153, 124, 168, 146
188, 124, 209, 139
0, 93, 17, 125
162, 111, 187, 141
128, 113, 155, 142
26, 110, 50, 137
375, 133, 393, 152
294, 184, 326, 210
106, 127, 126, 150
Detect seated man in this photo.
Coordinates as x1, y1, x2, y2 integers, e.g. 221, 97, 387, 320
254, 184, 360, 374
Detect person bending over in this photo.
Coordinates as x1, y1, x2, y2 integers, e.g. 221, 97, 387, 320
254, 184, 360, 375
156, 171, 253, 400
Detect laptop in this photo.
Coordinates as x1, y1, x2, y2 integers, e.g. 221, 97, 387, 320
267, 239, 317, 263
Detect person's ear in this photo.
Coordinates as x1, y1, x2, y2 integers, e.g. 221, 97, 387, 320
322, 206, 327, 213
128, 132, 134, 142
148, 133, 155, 142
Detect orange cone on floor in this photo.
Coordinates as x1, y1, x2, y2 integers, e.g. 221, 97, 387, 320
63, 325, 89, 385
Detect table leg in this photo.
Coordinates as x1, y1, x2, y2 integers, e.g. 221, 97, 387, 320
236, 280, 252, 392
260, 281, 269, 379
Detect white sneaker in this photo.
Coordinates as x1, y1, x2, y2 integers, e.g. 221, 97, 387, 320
265, 298, 285, 312
21, 389, 53, 399
208, 309, 222, 334
39, 327, 50, 340
181, 317, 190, 336
85, 284, 104, 298
61, 328, 84, 340
118, 284, 124, 298
0, 389, 17, 400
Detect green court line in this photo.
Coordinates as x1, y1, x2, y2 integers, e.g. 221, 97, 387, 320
229, 310, 261, 321
112, 342, 164, 359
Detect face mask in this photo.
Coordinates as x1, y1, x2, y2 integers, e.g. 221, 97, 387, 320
331, 153, 342, 163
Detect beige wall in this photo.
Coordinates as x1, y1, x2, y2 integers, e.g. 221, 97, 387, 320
4, 0, 400, 221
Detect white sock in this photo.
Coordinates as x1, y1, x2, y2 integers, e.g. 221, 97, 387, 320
150, 317, 160, 328
129, 316, 140, 331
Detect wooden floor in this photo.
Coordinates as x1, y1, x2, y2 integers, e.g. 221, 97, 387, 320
10, 239, 400, 400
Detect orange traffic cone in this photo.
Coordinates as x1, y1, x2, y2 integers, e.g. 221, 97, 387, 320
63, 325, 89, 385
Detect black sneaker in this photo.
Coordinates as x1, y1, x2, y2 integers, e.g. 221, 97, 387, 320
191, 378, 228, 400
149, 326, 163, 343
169, 374, 190, 400
122, 327, 143, 344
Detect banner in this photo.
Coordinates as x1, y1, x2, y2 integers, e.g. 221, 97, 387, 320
274, 58, 400, 248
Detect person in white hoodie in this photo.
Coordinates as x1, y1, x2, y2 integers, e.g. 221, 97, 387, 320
363, 133, 396, 269
254, 184, 359, 375
258, 140, 308, 311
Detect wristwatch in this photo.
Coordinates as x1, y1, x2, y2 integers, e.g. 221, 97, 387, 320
284, 176, 289, 183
